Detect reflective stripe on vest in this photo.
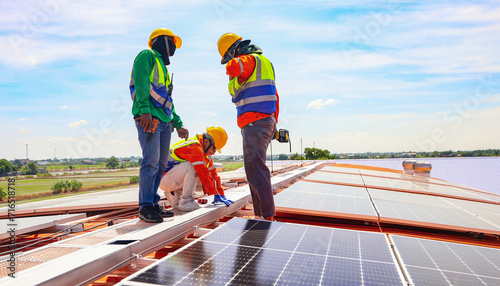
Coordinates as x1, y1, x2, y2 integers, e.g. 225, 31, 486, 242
228, 54, 277, 117
130, 51, 173, 117
168, 136, 211, 168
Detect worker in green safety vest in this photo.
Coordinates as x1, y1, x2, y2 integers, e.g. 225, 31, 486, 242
130, 28, 189, 223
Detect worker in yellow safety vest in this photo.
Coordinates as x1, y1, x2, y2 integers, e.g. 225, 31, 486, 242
130, 28, 189, 223
217, 33, 279, 221
159, 126, 234, 212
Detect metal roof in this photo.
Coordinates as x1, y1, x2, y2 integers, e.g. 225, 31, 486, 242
307, 157, 500, 195
1, 162, 499, 285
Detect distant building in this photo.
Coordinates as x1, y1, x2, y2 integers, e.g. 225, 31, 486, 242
20, 159, 32, 165
82, 160, 96, 165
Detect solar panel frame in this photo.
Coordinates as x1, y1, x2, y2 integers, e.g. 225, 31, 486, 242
391, 234, 500, 286
304, 172, 365, 185
369, 188, 500, 233
124, 218, 406, 286
274, 181, 379, 218
442, 198, 500, 229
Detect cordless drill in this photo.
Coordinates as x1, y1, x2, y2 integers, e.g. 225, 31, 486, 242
134, 116, 159, 142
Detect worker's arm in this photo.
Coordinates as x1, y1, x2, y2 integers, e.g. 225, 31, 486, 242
132, 50, 156, 116
172, 144, 218, 195
208, 160, 225, 196
225, 55, 256, 85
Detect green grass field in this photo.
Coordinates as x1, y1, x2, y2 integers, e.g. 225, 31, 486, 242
222, 162, 244, 172
0, 162, 242, 203
1, 169, 138, 193
45, 164, 106, 170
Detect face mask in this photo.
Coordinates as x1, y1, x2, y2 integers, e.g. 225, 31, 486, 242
152, 36, 176, 65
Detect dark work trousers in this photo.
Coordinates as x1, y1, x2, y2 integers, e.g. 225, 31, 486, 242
241, 116, 276, 218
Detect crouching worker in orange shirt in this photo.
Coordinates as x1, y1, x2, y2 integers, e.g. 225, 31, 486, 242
159, 126, 234, 212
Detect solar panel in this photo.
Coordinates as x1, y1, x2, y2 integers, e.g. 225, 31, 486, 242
304, 172, 365, 185
274, 181, 378, 217
125, 218, 405, 285
320, 165, 361, 175
368, 188, 500, 233
443, 198, 500, 228
391, 235, 500, 285
412, 181, 497, 202
362, 176, 424, 193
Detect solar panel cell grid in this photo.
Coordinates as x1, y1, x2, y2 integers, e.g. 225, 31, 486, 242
412, 182, 494, 201
305, 172, 365, 185
368, 188, 500, 232
362, 176, 423, 192
322, 256, 362, 285
129, 218, 405, 285
275, 181, 378, 217
320, 166, 360, 175
286, 181, 369, 197
392, 235, 500, 286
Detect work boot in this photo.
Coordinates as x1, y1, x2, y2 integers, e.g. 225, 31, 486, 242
165, 191, 179, 209
154, 205, 174, 218
178, 200, 200, 212
139, 205, 163, 223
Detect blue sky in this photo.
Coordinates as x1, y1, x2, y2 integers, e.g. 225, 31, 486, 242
1, 0, 500, 160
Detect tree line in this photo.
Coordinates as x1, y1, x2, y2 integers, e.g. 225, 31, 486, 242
280, 148, 500, 161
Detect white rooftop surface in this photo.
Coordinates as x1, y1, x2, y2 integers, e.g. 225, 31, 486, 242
0, 186, 142, 213
0, 213, 86, 239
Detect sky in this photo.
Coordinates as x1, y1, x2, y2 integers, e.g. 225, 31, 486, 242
1, 0, 500, 161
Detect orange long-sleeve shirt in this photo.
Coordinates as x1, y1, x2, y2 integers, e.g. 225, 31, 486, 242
170, 135, 224, 196
226, 54, 279, 128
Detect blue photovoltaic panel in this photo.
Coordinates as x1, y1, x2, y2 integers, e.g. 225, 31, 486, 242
392, 235, 500, 286
274, 181, 378, 217
361, 176, 423, 192
442, 198, 500, 229
127, 218, 405, 285
412, 181, 497, 202
368, 188, 500, 232
304, 172, 365, 185
320, 165, 361, 175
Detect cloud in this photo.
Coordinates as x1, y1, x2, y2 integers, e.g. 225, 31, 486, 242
307, 98, 339, 110
60, 106, 68, 109
19, 118, 27, 121
17, 128, 29, 134
67, 120, 88, 128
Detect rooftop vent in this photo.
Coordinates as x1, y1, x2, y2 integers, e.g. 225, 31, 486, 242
413, 161, 432, 178
402, 159, 417, 175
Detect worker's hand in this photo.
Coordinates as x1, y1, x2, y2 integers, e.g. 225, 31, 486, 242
212, 195, 231, 207
221, 195, 234, 204
140, 113, 153, 132
177, 126, 189, 139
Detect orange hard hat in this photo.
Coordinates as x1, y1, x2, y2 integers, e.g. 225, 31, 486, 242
149, 28, 182, 49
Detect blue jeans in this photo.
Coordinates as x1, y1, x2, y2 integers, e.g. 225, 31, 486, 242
136, 119, 172, 209
241, 116, 276, 218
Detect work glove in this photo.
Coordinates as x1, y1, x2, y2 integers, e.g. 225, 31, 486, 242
212, 195, 231, 207
221, 195, 234, 204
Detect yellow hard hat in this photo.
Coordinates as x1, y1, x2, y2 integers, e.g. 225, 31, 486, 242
149, 28, 182, 49
206, 126, 228, 153
217, 33, 242, 59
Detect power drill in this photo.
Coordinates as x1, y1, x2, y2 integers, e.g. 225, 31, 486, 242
275, 129, 291, 152
134, 115, 159, 142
